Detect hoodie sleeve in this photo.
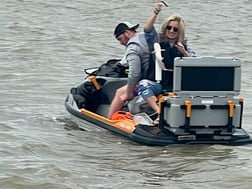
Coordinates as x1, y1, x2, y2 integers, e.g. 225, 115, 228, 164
125, 43, 142, 89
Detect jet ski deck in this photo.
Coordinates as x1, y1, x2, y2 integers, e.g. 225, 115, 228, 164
65, 57, 252, 146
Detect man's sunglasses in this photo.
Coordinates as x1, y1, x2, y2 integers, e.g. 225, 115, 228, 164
166, 25, 179, 32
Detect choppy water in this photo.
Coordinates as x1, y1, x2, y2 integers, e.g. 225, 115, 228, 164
0, 0, 252, 188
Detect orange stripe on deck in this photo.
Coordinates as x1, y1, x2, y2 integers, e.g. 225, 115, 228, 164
80, 108, 136, 133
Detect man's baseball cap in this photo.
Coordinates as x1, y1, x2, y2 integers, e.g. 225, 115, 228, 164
114, 22, 139, 38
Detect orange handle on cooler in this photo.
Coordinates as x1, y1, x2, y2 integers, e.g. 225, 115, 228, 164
168, 92, 176, 97
158, 95, 167, 113
239, 97, 244, 103
89, 75, 100, 90
185, 100, 192, 118
227, 100, 235, 117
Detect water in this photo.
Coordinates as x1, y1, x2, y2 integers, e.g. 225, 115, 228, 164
0, 0, 252, 188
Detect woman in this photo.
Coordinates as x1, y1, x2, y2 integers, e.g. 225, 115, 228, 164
158, 12, 196, 90
138, 2, 196, 124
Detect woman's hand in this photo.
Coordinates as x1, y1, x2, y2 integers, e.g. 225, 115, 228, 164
175, 42, 190, 57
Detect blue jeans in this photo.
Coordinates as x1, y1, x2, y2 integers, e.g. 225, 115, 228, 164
137, 79, 162, 99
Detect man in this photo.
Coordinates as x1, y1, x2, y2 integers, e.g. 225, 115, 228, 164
107, 22, 153, 119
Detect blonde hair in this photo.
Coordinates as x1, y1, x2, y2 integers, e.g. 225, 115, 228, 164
160, 13, 185, 43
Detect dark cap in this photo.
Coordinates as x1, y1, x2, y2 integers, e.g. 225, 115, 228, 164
114, 22, 139, 38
